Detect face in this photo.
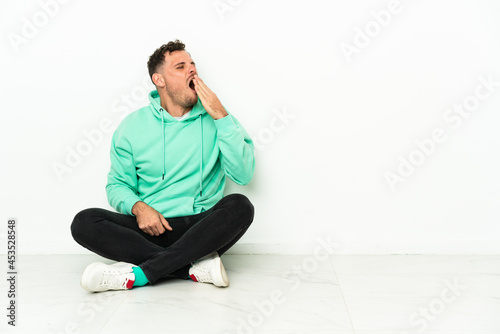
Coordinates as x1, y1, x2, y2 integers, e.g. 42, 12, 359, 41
155, 50, 198, 108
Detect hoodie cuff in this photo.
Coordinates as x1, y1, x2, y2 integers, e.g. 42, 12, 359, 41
214, 115, 236, 133
123, 196, 141, 216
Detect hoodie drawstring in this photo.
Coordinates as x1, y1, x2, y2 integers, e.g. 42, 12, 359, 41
199, 114, 203, 197
161, 110, 165, 180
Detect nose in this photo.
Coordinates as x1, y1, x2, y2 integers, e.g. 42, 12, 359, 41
188, 64, 196, 74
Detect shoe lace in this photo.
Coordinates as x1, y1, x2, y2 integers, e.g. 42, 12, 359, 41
191, 263, 212, 283
99, 269, 130, 288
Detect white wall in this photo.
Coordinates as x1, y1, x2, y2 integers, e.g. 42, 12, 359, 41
1, 0, 500, 255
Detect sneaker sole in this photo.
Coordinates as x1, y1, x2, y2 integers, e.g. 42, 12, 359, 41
214, 256, 229, 288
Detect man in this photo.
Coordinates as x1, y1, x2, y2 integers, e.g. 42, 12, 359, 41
71, 40, 255, 292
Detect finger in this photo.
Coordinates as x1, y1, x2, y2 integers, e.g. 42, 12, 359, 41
193, 74, 206, 88
156, 223, 165, 235
199, 79, 215, 97
193, 78, 208, 99
144, 227, 154, 236
145, 222, 159, 236
193, 75, 211, 96
194, 86, 210, 111
137, 218, 152, 236
161, 216, 173, 231
138, 221, 150, 235
194, 81, 214, 111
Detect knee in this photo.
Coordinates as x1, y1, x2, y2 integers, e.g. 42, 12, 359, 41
70, 208, 98, 242
227, 193, 254, 224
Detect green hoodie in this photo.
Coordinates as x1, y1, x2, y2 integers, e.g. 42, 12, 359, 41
106, 90, 255, 218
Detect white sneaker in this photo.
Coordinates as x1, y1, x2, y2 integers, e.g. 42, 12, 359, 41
189, 252, 229, 287
80, 262, 136, 292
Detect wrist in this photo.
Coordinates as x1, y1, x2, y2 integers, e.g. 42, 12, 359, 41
132, 201, 148, 216
213, 110, 228, 120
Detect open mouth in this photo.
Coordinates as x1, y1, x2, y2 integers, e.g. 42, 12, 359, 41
188, 78, 195, 91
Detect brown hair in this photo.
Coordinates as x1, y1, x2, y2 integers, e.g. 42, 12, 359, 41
147, 39, 186, 83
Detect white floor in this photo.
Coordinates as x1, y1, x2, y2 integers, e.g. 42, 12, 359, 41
1, 254, 500, 334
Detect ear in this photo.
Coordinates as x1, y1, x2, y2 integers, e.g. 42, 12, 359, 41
152, 73, 165, 88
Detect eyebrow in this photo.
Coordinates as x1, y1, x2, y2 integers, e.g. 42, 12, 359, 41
173, 61, 195, 67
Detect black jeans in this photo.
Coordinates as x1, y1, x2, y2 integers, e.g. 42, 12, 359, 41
71, 193, 254, 284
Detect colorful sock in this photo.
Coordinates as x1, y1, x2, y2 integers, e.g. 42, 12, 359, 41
132, 266, 149, 287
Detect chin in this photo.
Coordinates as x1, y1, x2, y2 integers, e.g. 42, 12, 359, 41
187, 95, 198, 106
